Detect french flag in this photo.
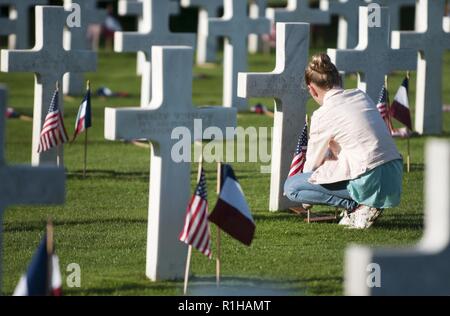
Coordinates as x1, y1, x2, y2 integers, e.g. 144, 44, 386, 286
13, 234, 62, 296
72, 87, 92, 141
208, 164, 255, 246
390, 77, 412, 130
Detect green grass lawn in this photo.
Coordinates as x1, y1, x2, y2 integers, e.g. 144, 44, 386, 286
1, 48, 449, 296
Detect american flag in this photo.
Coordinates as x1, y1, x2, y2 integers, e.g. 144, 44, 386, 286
179, 168, 212, 258
376, 85, 394, 133
37, 88, 68, 153
288, 122, 308, 177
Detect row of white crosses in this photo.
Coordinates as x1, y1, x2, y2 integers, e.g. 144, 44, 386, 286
0, 86, 65, 289
1, 6, 96, 166
115, 0, 195, 108
0, 0, 47, 49
63, 0, 106, 96
105, 46, 236, 281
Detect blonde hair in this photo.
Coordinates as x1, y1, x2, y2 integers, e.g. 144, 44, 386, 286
305, 53, 341, 90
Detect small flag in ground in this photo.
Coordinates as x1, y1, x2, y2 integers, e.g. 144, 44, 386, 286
179, 168, 212, 258
37, 87, 68, 153
288, 121, 308, 177
13, 234, 62, 296
209, 164, 255, 246
72, 86, 92, 141
376, 85, 394, 133
390, 77, 412, 130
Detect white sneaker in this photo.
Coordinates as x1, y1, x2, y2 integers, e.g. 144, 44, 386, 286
348, 206, 383, 229
338, 210, 353, 226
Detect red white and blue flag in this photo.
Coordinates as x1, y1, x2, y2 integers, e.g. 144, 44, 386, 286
37, 88, 68, 153
390, 77, 412, 131
179, 167, 212, 258
209, 164, 255, 246
13, 234, 62, 296
376, 85, 394, 133
72, 87, 92, 141
288, 121, 308, 177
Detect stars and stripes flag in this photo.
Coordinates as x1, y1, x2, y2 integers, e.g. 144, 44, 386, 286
288, 121, 308, 177
376, 85, 394, 133
37, 87, 68, 153
13, 233, 62, 296
179, 167, 212, 258
72, 86, 92, 141
390, 77, 412, 131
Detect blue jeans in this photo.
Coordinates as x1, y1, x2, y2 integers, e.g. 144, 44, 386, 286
284, 172, 358, 211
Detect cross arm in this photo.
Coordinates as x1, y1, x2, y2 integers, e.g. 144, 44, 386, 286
66, 50, 97, 73
391, 31, 423, 50
0, 166, 65, 206
114, 32, 148, 53
238, 72, 279, 99
194, 107, 237, 140
0, 18, 16, 35
1, 49, 42, 73
207, 18, 233, 37
327, 48, 367, 73
118, 0, 143, 16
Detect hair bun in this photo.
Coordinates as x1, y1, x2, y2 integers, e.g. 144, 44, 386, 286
310, 53, 335, 74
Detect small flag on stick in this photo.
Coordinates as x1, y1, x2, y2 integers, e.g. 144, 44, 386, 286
13, 221, 62, 296
288, 121, 308, 177
376, 84, 394, 134
37, 83, 69, 153
209, 164, 255, 246
390, 76, 412, 131
72, 81, 92, 142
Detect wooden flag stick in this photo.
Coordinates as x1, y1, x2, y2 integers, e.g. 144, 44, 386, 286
216, 161, 222, 288
46, 218, 54, 296
183, 145, 203, 295
83, 80, 90, 178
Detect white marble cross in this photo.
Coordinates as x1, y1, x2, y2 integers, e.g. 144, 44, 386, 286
1, 6, 96, 166
0, 0, 48, 49
238, 23, 309, 212
328, 6, 417, 105
0, 86, 65, 290
267, 0, 330, 25
63, 0, 105, 96
321, 0, 370, 49
118, 0, 181, 76
181, 0, 223, 65
208, 0, 270, 111
115, 0, 195, 108
346, 140, 450, 295
392, 0, 450, 135
248, 0, 268, 54
104, 46, 236, 281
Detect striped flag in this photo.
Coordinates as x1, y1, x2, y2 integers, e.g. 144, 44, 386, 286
209, 164, 255, 246
288, 122, 308, 177
13, 234, 62, 296
390, 77, 412, 130
376, 85, 394, 133
37, 88, 68, 153
179, 167, 212, 258
72, 87, 92, 141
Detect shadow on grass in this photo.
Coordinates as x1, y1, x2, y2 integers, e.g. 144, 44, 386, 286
67, 169, 149, 181
66, 282, 175, 296
4, 217, 147, 233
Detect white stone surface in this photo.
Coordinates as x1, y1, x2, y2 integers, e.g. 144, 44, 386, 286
115, 0, 195, 108
392, 0, 450, 134
248, 0, 268, 54
181, 0, 223, 65
63, 0, 104, 96
328, 7, 417, 105
208, 0, 270, 111
0, 85, 65, 290
118, 0, 181, 75
104, 46, 236, 281
267, 0, 330, 25
321, 0, 369, 49
238, 23, 309, 212
1, 6, 96, 166
0, 0, 48, 49
345, 139, 450, 295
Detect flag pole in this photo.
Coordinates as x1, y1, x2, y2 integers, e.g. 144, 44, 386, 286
384, 75, 394, 134
216, 161, 222, 288
304, 114, 311, 223
83, 80, 90, 178
183, 143, 203, 295
46, 218, 54, 296
406, 71, 411, 173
